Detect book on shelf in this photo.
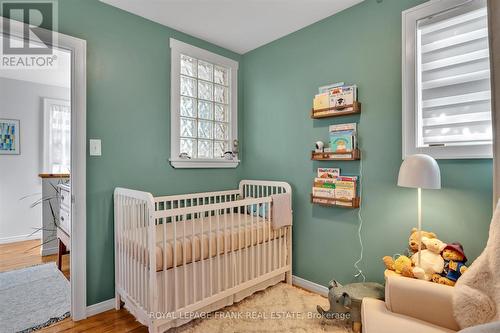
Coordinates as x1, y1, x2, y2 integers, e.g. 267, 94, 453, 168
328, 85, 357, 112
329, 122, 357, 153
317, 168, 340, 178
312, 168, 359, 205
312, 84, 358, 114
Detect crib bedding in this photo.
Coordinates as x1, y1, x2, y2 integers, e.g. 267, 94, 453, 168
121, 213, 283, 272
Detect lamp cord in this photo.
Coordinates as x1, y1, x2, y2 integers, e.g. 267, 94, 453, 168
353, 140, 366, 282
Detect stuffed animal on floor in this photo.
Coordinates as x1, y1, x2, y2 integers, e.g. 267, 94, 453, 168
317, 280, 385, 333
435, 242, 468, 286
411, 237, 447, 281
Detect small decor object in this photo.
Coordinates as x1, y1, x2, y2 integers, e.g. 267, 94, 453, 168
411, 237, 446, 281
315, 141, 325, 152
0, 119, 20, 155
317, 280, 384, 333
397, 154, 441, 269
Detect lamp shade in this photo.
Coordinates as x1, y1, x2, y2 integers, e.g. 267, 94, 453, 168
398, 154, 441, 189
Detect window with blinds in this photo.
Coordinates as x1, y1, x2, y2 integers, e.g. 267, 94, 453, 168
403, 0, 492, 159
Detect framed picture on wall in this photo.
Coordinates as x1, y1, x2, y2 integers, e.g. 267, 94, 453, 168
0, 119, 20, 155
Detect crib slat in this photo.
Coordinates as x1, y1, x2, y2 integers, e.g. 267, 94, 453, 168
209, 211, 213, 297
174, 214, 178, 310
216, 209, 221, 293
251, 204, 255, 280
224, 208, 228, 291
201, 205, 205, 300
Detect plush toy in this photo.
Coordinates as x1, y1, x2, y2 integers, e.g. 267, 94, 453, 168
382, 255, 414, 277
436, 243, 468, 286
408, 228, 437, 256
411, 237, 446, 281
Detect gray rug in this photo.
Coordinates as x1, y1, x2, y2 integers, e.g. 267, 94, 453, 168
0, 263, 70, 333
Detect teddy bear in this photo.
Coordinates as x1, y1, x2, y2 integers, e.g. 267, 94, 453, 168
408, 227, 437, 256
383, 228, 437, 276
435, 243, 468, 286
411, 237, 446, 281
382, 255, 414, 277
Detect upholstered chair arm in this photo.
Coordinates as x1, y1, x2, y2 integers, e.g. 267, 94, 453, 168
385, 276, 460, 331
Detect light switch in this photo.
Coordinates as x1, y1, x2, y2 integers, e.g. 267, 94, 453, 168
89, 139, 102, 156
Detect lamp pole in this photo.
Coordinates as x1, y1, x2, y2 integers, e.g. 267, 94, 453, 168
417, 187, 422, 267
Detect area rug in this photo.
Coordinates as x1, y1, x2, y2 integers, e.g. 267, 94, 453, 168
0, 263, 70, 333
173, 282, 352, 333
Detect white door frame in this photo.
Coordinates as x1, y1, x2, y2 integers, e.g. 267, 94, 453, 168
0, 17, 88, 320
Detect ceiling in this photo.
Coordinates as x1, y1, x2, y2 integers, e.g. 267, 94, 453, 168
100, 0, 364, 54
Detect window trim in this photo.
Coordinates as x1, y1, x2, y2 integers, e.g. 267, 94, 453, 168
402, 0, 493, 159
169, 38, 239, 168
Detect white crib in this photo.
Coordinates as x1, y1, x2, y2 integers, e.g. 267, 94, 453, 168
114, 180, 292, 332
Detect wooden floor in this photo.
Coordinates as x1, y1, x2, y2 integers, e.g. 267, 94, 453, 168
38, 309, 148, 333
0, 239, 70, 279
0, 239, 146, 332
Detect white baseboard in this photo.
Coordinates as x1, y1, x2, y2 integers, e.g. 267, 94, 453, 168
292, 275, 329, 297
0, 233, 41, 244
86, 298, 116, 317
86, 278, 325, 318
41, 246, 58, 256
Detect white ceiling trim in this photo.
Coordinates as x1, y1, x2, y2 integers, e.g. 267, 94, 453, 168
100, 0, 364, 54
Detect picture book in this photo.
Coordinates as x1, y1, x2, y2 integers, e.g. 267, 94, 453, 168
313, 187, 335, 198
329, 122, 357, 153
314, 177, 336, 189
313, 93, 329, 110
328, 85, 357, 111
317, 168, 340, 178
330, 132, 354, 153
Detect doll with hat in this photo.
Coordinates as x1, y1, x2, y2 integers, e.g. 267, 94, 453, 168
437, 242, 468, 286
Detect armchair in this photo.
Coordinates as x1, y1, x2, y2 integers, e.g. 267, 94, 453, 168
362, 276, 500, 333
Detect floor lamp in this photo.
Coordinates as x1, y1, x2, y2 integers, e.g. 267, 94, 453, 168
397, 154, 441, 266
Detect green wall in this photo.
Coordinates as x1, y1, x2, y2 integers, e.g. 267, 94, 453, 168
241, 0, 493, 286
3, 0, 493, 306
55, 0, 244, 305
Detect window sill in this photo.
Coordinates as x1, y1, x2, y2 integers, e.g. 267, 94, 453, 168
169, 158, 240, 169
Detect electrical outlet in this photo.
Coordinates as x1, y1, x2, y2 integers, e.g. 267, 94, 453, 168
89, 139, 102, 156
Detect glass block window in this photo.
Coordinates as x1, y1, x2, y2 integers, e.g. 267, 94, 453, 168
179, 54, 231, 159
170, 38, 238, 168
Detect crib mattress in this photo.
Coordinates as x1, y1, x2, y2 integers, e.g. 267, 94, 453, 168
121, 213, 283, 272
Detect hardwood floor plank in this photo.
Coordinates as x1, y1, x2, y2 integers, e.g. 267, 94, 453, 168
0, 239, 69, 279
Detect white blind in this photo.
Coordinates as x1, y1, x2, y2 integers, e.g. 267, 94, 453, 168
417, 4, 492, 147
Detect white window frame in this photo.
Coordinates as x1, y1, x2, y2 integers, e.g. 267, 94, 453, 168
169, 38, 239, 168
43, 98, 71, 173
402, 0, 493, 159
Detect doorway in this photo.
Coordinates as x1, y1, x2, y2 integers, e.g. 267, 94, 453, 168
0, 16, 87, 330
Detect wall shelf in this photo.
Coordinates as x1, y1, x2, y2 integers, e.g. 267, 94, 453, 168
311, 149, 361, 161
310, 194, 360, 208
311, 101, 361, 119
